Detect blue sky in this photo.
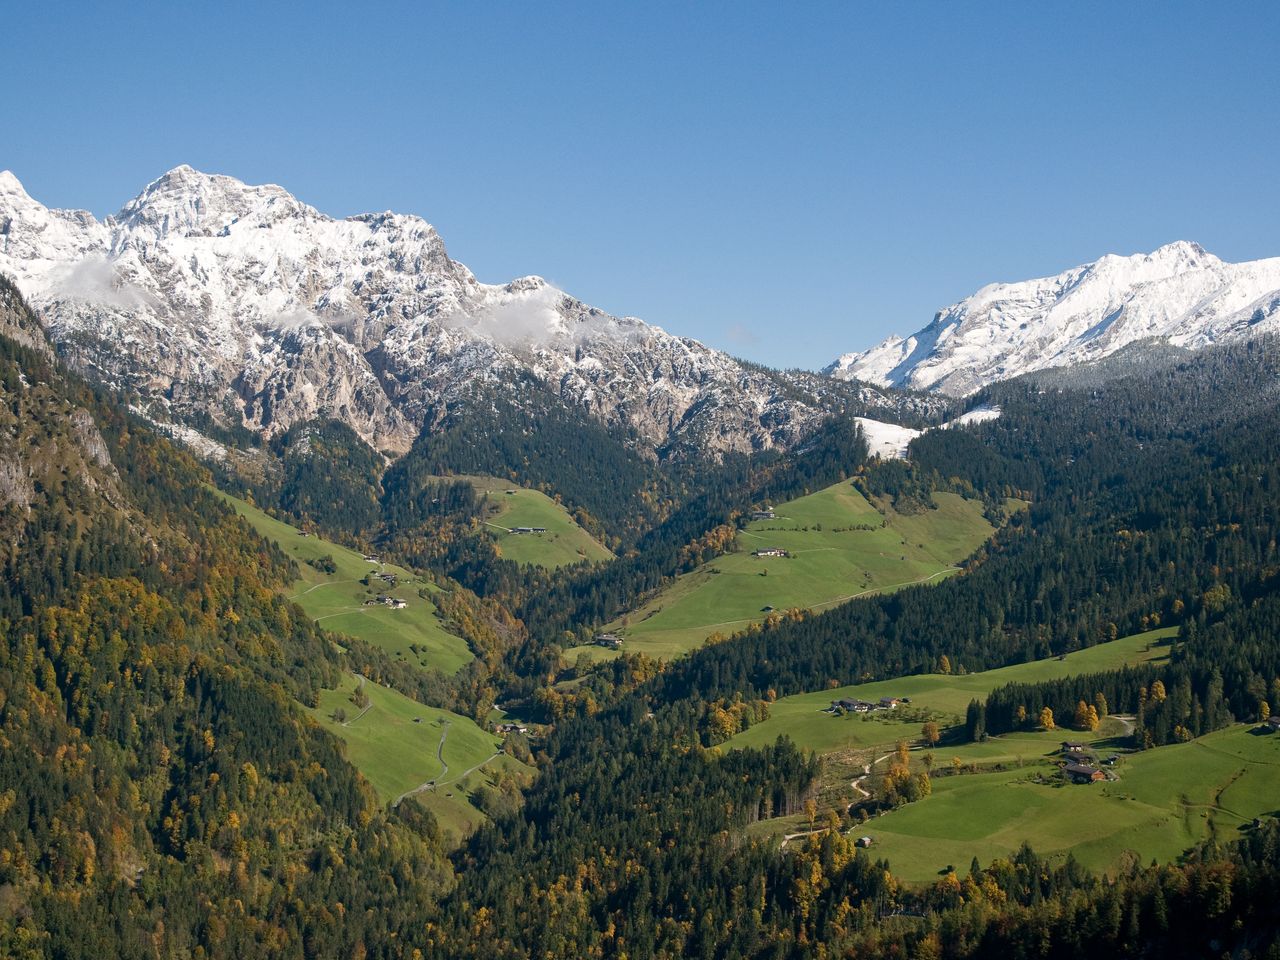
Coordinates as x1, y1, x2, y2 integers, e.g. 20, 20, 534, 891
3, 1, 1278, 369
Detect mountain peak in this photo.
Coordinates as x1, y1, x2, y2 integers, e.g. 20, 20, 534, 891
1147, 239, 1217, 266
0, 170, 29, 198
115, 165, 314, 237
828, 243, 1280, 395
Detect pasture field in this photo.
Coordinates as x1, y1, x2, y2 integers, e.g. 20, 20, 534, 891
462, 474, 613, 569
725, 627, 1177, 757
310, 673, 523, 844
864, 723, 1280, 882
215, 489, 473, 673
568, 482, 995, 661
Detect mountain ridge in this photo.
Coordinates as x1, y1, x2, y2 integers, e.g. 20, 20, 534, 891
827, 240, 1280, 395
0, 166, 937, 459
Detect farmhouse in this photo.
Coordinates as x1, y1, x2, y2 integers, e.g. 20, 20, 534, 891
855, 836, 873, 848
752, 547, 789, 558
1265, 715, 1280, 732
496, 722, 529, 735
878, 697, 901, 709
1064, 762, 1105, 784
594, 633, 623, 649
511, 526, 549, 535
750, 508, 776, 520
831, 698, 875, 713
362, 554, 380, 563
1061, 741, 1088, 754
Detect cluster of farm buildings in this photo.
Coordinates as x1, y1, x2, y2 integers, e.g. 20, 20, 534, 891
829, 696, 908, 713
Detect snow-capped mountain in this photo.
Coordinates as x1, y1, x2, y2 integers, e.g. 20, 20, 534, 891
826, 242, 1280, 396
0, 166, 929, 458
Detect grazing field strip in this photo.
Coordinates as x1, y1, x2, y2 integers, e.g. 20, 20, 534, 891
213, 487, 473, 674
573, 480, 997, 661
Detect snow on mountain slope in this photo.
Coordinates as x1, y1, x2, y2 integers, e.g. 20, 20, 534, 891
826, 242, 1280, 396
855, 405, 1001, 460
1, 166, 929, 458
854, 417, 921, 459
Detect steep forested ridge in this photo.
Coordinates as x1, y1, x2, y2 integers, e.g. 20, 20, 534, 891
0, 278, 454, 959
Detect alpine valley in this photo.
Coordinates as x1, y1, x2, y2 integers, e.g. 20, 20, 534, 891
3, 166, 1280, 960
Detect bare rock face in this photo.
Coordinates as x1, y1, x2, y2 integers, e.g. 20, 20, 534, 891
1, 166, 929, 459
0, 454, 33, 512
0, 279, 123, 518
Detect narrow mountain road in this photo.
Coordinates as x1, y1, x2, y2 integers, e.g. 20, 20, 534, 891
393, 721, 451, 808
313, 607, 369, 622
439, 752, 503, 790
780, 828, 830, 849
342, 675, 373, 727
812, 568, 960, 612
850, 752, 893, 804
288, 578, 363, 600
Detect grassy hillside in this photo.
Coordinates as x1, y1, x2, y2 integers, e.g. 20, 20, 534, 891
730, 627, 1278, 884
463, 474, 614, 568
727, 627, 1177, 756
863, 723, 1280, 881
309, 673, 527, 844
215, 488, 474, 674
573, 482, 996, 660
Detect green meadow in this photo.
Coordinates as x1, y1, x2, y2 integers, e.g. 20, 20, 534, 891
726, 627, 1177, 757
864, 723, 1280, 882
460, 474, 613, 569
309, 673, 522, 844
572, 481, 996, 661
215, 489, 473, 674
727, 627, 1280, 885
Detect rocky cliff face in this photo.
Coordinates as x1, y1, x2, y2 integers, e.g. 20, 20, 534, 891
0, 166, 933, 458
0, 276, 122, 518
826, 241, 1280, 396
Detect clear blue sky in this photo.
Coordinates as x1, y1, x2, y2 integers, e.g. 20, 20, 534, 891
4, 1, 1278, 369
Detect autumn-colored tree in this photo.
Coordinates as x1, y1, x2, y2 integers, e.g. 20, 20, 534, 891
921, 721, 941, 746
1094, 692, 1109, 718
1150, 679, 1167, 702
1039, 706, 1055, 730
896, 740, 911, 768
1073, 700, 1091, 730
938, 654, 952, 675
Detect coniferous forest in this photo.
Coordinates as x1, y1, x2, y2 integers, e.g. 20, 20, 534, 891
4, 262, 1280, 960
